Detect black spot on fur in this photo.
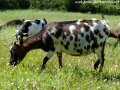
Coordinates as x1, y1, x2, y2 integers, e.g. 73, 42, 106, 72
80, 49, 83, 53
35, 20, 40, 24
86, 34, 90, 43
74, 43, 77, 47
99, 34, 103, 39
61, 41, 64, 45
87, 45, 90, 50
103, 28, 109, 35
91, 43, 95, 50
76, 49, 80, 53
69, 36, 73, 41
64, 41, 70, 50
92, 38, 99, 49
81, 33, 84, 37
26, 22, 32, 26
94, 29, 99, 35
54, 28, 63, 38
20, 21, 32, 33
90, 31, 94, 40
75, 34, 78, 42
62, 35, 66, 40
42, 23, 44, 28
43, 35, 55, 52
76, 49, 83, 54
84, 25, 90, 32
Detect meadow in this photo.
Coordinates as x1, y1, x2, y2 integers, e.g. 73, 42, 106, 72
0, 9, 120, 90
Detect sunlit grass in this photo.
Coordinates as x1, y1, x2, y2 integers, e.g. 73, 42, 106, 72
0, 9, 120, 89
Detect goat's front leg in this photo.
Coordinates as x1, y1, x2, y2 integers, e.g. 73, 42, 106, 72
42, 51, 55, 69
57, 52, 62, 68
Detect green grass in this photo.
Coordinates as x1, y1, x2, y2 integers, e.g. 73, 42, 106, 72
0, 9, 120, 90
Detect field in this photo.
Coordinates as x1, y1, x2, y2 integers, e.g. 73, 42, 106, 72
0, 9, 120, 90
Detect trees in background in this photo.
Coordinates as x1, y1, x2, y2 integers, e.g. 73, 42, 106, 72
0, 0, 120, 15
0, 0, 30, 9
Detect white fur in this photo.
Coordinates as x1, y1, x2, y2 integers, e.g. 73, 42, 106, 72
81, 27, 85, 33
76, 20, 81, 25
69, 25, 76, 33
28, 22, 42, 36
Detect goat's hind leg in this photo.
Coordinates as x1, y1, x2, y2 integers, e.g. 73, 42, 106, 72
99, 42, 105, 72
95, 42, 105, 72
57, 52, 62, 68
42, 51, 55, 70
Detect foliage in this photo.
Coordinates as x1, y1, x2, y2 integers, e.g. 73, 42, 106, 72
29, 0, 66, 10
0, 0, 30, 9
0, 0, 120, 15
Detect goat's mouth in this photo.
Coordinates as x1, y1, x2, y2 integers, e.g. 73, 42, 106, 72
9, 58, 20, 66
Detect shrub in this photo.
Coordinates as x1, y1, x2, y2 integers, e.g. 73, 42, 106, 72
0, 0, 120, 15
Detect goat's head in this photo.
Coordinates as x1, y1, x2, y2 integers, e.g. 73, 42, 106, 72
16, 18, 47, 40
9, 42, 26, 66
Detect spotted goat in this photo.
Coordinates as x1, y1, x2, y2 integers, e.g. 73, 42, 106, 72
9, 19, 120, 72
15, 18, 47, 41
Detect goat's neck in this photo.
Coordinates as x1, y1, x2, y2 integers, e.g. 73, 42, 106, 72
22, 33, 44, 52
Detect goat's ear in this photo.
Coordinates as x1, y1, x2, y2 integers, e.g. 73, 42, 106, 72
43, 18, 47, 24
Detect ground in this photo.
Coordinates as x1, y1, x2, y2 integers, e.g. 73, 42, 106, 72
0, 9, 120, 90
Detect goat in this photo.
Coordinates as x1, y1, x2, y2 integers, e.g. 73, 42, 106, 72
9, 19, 120, 72
14, 18, 120, 68
15, 18, 47, 41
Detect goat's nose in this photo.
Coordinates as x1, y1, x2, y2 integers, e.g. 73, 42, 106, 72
9, 61, 13, 65
9, 61, 16, 66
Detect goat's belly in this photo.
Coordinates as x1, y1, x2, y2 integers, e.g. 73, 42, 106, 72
62, 49, 93, 56
55, 43, 93, 56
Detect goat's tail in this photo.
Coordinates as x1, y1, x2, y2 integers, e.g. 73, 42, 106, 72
102, 14, 110, 31
109, 30, 120, 38
109, 29, 120, 47
102, 15, 120, 47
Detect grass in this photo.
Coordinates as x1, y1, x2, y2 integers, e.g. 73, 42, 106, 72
0, 9, 120, 90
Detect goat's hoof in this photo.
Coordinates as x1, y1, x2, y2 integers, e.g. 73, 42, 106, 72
94, 66, 97, 70
94, 64, 99, 70
59, 66, 62, 69
99, 68, 103, 73
41, 66, 45, 71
